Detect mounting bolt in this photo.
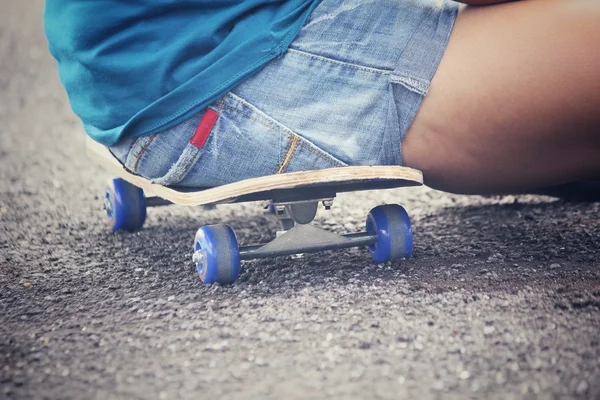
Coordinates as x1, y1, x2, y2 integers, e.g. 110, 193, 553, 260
192, 250, 203, 265
275, 205, 286, 215
103, 197, 113, 214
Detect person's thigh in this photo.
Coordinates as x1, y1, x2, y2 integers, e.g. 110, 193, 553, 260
402, 0, 600, 194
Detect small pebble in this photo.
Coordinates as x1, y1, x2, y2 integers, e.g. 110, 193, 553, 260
483, 326, 496, 335
350, 366, 365, 380
576, 380, 588, 394
254, 357, 267, 367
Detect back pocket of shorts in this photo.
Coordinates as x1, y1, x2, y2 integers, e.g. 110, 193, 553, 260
173, 93, 347, 188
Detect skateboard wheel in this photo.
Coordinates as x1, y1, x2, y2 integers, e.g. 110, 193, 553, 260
366, 204, 413, 263
104, 178, 146, 231
193, 225, 240, 284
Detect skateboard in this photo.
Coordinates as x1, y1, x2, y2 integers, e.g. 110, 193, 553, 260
87, 138, 423, 285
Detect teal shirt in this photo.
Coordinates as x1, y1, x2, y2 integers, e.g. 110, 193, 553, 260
44, 0, 322, 146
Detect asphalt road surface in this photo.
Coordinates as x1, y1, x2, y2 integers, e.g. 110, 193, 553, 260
1, 2, 599, 399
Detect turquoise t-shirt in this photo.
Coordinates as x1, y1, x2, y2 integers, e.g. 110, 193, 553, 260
44, 0, 322, 146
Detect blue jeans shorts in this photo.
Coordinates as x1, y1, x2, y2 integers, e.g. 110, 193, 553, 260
109, 0, 458, 188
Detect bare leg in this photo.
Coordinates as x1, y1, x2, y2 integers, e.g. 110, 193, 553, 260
402, 0, 600, 194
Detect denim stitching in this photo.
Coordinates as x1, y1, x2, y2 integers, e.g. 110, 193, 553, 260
224, 92, 348, 167
123, 137, 149, 171
296, 139, 348, 167
389, 75, 429, 96
216, 98, 226, 113
132, 134, 158, 173
223, 101, 347, 168
285, 136, 301, 172
276, 135, 301, 174
275, 134, 295, 174
286, 48, 393, 76
224, 93, 292, 132
220, 105, 280, 134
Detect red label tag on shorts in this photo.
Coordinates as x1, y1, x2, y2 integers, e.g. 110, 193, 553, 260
190, 109, 218, 148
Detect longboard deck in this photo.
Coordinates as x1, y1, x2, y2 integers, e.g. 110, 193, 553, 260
87, 138, 423, 206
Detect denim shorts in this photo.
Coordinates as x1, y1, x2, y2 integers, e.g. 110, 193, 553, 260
109, 0, 458, 188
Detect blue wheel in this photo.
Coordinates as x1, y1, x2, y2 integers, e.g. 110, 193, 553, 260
104, 178, 146, 231
193, 225, 240, 284
366, 204, 413, 263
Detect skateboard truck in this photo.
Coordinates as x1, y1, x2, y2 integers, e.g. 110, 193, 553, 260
241, 198, 376, 259
192, 197, 412, 285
